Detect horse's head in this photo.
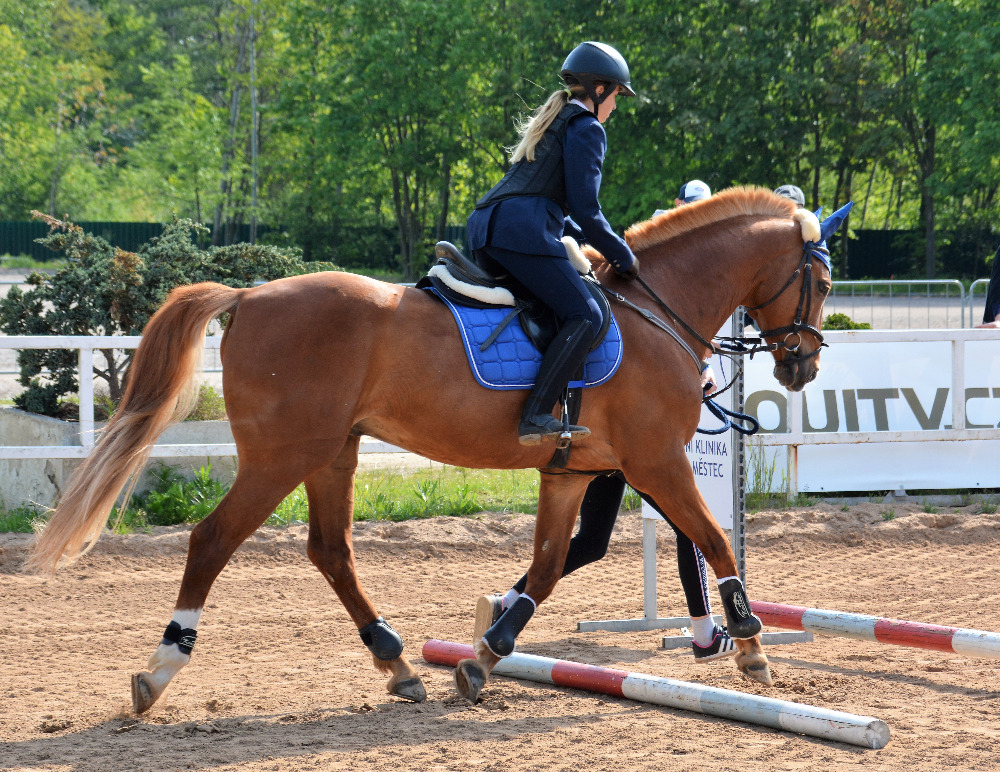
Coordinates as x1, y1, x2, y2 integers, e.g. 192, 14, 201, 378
746, 202, 852, 391
620, 189, 853, 392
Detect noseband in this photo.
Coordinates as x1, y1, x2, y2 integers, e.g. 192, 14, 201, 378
739, 243, 829, 360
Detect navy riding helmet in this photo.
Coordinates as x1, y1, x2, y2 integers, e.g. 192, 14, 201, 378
560, 42, 636, 110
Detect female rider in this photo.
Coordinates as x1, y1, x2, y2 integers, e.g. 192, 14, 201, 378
466, 41, 639, 445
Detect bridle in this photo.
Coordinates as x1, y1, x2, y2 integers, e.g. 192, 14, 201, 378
718, 242, 831, 362
602, 239, 830, 369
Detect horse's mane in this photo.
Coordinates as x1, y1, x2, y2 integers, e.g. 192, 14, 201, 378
624, 185, 797, 253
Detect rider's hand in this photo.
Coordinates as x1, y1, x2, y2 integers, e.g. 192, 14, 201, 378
701, 364, 718, 396
616, 257, 639, 280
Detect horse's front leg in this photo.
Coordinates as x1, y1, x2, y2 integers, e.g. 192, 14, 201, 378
304, 440, 426, 703
625, 458, 772, 686
455, 472, 588, 703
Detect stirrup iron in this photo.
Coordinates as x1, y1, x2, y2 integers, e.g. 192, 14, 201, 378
556, 390, 572, 449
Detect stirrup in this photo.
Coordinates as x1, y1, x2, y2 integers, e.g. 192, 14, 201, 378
518, 415, 589, 446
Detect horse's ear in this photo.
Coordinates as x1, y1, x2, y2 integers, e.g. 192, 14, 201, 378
819, 201, 853, 243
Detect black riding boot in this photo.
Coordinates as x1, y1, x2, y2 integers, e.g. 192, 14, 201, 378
518, 318, 594, 445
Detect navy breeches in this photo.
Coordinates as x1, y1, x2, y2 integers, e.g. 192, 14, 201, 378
476, 246, 603, 337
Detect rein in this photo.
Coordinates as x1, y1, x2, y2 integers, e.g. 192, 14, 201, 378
597, 281, 706, 372
602, 240, 829, 362
597, 240, 831, 401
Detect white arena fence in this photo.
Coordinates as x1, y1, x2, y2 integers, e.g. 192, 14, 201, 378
3, 327, 1000, 496
0, 277, 992, 383
746, 327, 1000, 495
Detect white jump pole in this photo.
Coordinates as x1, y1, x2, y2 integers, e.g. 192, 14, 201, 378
752, 601, 1000, 659
423, 640, 890, 749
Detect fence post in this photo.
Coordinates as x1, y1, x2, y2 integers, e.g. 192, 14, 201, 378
78, 347, 95, 450
952, 338, 965, 432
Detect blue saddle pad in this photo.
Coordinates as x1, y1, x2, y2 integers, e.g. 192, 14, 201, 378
428, 288, 623, 390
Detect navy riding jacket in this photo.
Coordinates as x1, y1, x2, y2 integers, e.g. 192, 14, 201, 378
466, 107, 636, 275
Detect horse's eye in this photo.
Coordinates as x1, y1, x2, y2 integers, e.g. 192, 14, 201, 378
818, 282, 831, 297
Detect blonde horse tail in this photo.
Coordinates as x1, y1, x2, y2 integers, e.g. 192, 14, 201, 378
27, 282, 244, 575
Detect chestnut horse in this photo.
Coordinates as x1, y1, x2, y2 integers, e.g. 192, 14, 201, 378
29, 187, 834, 712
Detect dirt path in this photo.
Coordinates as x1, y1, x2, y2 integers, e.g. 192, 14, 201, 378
2, 501, 1000, 771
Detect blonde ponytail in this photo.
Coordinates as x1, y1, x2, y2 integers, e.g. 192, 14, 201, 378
508, 85, 586, 163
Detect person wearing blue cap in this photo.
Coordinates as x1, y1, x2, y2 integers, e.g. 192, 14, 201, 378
466, 41, 639, 446
474, 469, 738, 663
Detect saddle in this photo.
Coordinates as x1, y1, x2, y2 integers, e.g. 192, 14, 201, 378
416, 241, 613, 354
418, 242, 622, 468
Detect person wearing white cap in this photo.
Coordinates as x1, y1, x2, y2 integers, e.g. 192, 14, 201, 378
653, 179, 712, 216
676, 179, 712, 206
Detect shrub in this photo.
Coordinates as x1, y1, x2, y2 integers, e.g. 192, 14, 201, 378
823, 312, 872, 330
186, 384, 227, 421
133, 464, 228, 526
0, 213, 328, 417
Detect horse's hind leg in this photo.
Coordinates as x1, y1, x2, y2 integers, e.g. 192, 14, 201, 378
303, 437, 426, 703
131, 453, 310, 714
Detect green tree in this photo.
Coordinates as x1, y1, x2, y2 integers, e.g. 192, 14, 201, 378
118, 55, 224, 222
323, 0, 477, 280
0, 1, 120, 219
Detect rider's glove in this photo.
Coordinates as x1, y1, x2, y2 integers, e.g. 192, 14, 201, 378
616, 257, 639, 281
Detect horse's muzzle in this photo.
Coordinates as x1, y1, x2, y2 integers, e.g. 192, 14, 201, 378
773, 352, 820, 391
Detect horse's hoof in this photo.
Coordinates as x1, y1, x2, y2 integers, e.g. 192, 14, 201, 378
131, 672, 159, 714
736, 654, 773, 686
391, 676, 427, 703
454, 658, 487, 703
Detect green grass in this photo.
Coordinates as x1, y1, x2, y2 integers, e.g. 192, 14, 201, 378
267, 467, 542, 526
1, 464, 546, 534
622, 486, 642, 511
745, 436, 790, 511
0, 504, 45, 533
978, 498, 999, 515
0, 254, 65, 270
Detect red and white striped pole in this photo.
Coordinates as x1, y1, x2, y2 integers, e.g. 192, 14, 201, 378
422, 640, 890, 749
751, 601, 1000, 659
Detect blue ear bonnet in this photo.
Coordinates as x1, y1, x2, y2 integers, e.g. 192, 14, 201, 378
820, 201, 853, 244
805, 201, 853, 271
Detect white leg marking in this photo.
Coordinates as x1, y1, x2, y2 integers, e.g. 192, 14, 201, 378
145, 609, 203, 692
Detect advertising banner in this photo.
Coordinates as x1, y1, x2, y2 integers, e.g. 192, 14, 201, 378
743, 334, 1000, 492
